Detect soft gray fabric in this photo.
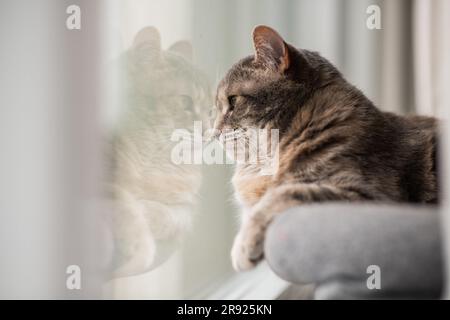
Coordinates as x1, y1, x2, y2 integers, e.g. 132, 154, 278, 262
264, 204, 443, 299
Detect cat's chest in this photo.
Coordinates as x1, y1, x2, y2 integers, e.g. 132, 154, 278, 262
232, 166, 273, 208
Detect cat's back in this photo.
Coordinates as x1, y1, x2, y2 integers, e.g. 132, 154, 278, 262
382, 112, 437, 155
382, 112, 438, 203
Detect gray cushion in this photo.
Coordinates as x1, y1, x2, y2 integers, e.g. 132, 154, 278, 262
264, 203, 443, 299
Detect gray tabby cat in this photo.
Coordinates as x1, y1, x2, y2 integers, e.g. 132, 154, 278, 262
213, 25, 438, 271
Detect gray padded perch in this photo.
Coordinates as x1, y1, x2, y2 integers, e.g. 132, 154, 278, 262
264, 203, 443, 299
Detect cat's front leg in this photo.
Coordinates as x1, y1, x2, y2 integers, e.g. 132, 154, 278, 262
112, 197, 157, 278
231, 194, 289, 271
231, 194, 290, 271
231, 213, 267, 271
231, 183, 359, 271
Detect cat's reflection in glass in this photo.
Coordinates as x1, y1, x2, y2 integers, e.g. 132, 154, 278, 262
107, 27, 212, 278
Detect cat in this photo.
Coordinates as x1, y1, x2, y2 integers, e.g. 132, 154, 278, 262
212, 25, 438, 271
108, 26, 211, 277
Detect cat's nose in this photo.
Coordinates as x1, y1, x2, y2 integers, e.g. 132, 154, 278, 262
211, 114, 225, 137
207, 128, 221, 141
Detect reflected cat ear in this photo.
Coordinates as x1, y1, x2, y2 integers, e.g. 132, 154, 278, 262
252, 25, 290, 72
132, 26, 162, 61
168, 41, 193, 62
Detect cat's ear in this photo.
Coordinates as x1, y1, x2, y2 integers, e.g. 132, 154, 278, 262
252, 25, 290, 72
168, 40, 193, 62
132, 26, 162, 61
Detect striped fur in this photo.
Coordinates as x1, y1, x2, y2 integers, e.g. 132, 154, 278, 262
213, 26, 439, 271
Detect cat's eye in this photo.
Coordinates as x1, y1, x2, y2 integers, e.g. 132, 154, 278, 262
228, 95, 238, 111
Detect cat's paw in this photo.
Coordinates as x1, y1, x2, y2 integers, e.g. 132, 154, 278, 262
112, 233, 156, 278
231, 218, 265, 271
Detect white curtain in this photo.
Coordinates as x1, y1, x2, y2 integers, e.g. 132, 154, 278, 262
413, 0, 450, 118
412, 0, 450, 299
193, 0, 414, 114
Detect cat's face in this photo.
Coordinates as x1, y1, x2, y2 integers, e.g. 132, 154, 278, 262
122, 27, 212, 132
213, 25, 341, 137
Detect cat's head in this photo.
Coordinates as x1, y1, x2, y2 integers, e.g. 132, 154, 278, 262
121, 26, 212, 132
213, 25, 342, 137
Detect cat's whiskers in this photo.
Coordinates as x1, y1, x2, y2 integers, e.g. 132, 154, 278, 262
221, 129, 245, 142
